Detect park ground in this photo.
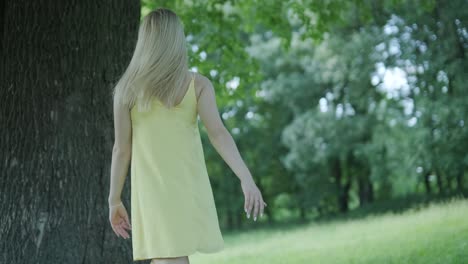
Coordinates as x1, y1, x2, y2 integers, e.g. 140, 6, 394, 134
191, 196, 468, 264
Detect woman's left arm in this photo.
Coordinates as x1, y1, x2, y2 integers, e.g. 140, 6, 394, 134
108, 97, 132, 206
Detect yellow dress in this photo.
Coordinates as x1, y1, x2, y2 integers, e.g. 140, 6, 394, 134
130, 71, 224, 261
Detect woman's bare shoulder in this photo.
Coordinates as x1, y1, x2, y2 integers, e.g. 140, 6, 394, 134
192, 72, 214, 100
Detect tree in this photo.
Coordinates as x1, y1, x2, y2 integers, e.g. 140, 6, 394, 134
1, 1, 140, 262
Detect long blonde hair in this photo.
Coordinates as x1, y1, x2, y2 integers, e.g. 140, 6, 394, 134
113, 8, 190, 111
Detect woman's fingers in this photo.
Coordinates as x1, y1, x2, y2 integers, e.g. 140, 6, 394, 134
253, 198, 260, 221
260, 199, 266, 217
247, 194, 254, 218
246, 194, 266, 221
110, 207, 132, 239
254, 196, 266, 220
115, 222, 130, 239
112, 223, 126, 238
112, 223, 129, 239
123, 211, 132, 230
242, 181, 267, 221
111, 224, 120, 238
122, 220, 131, 230
245, 193, 251, 217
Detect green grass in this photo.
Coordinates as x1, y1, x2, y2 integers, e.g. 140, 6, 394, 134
190, 197, 468, 264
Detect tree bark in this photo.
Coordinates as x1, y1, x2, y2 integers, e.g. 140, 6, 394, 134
456, 170, 464, 192
299, 205, 307, 220
435, 168, 445, 194
358, 175, 374, 206
332, 157, 349, 213
424, 171, 432, 194
1, 1, 140, 263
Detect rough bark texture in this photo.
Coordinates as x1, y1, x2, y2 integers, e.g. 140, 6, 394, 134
1, 1, 140, 263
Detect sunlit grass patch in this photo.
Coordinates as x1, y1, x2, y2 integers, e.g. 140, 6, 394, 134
191, 197, 468, 264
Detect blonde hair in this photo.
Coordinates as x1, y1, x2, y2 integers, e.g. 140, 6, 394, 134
113, 8, 190, 111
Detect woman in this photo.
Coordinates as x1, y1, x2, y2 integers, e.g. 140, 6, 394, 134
107, 8, 267, 264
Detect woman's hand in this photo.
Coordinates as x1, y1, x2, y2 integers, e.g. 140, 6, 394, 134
241, 178, 267, 221
109, 201, 132, 239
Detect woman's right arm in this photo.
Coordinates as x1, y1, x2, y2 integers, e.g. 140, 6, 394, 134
195, 74, 267, 221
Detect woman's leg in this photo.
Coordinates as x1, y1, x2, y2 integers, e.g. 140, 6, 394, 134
150, 256, 189, 264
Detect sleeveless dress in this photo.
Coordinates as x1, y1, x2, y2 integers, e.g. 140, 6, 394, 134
129, 71, 224, 261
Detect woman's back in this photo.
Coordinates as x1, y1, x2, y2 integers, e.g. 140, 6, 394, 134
129, 71, 225, 260
108, 8, 266, 263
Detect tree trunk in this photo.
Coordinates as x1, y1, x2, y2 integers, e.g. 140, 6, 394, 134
299, 205, 307, 220
358, 176, 374, 206
435, 169, 445, 195
1, 1, 140, 263
456, 171, 464, 192
340, 181, 351, 212
332, 157, 349, 213
227, 210, 234, 229
357, 160, 374, 206
235, 209, 243, 228
369, 180, 374, 202
424, 171, 432, 194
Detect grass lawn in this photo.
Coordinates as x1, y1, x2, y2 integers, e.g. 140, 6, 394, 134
190, 197, 468, 264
